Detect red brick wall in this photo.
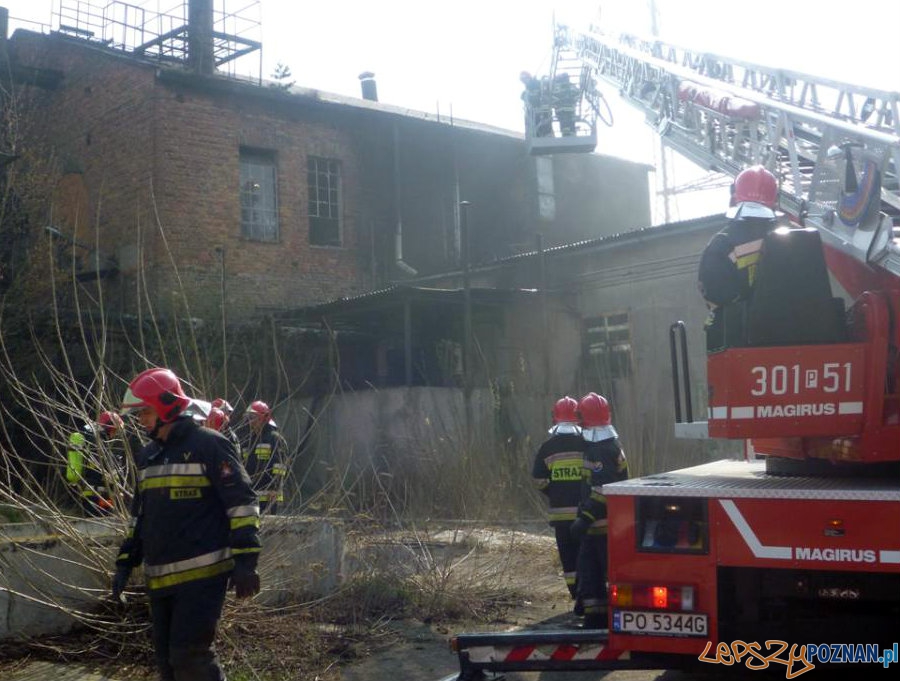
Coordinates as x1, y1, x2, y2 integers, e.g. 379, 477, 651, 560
151, 80, 367, 319
12, 31, 159, 304
11, 30, 651, 326
11, 31, 369, 322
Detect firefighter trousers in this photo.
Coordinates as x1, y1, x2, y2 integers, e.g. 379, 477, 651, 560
553, 521, 581, 599
150, 575, 228, 681
576, 531, 609, 627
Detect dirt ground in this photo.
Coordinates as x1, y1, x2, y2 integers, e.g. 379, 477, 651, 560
0, 526, 686, 681
335, 527, 676, 681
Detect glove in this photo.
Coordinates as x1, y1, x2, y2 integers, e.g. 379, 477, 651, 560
569, 517, 590, 541
229, 560, 261, 599
111, 566, 131, 604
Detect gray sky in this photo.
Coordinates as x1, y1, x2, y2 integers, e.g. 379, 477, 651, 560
5, 1, 898, 151
4, 0, 898, 222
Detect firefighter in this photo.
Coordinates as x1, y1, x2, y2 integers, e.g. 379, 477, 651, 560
520, 70, 552, 137
211, 397, 234, 421
243, 400, 288, 515
552, 73, 578, 136
111, 367, 261, 681
205, 406, 228, 432
214, 397, 248, 450
532, 395, 585, 604
698, 165, 779, 351
66, 410, 126, 515
205, 405, 242, 451
570, 392, 628, 629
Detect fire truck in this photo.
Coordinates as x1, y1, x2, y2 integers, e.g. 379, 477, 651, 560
449, 21, 900, 679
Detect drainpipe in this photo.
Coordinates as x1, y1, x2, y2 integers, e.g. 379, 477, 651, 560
393, 121, 418, 276
538, 233, 550, 396
461, 200, 473, 444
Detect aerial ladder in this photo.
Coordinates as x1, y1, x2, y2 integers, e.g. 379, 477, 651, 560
450, 22, 900, 681
558, 22, 900, 469
571, 23, 900, 251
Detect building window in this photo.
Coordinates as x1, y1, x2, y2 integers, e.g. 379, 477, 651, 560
240, 149, 278, 242
307, 157, 342, 246
583, 312, 633, 384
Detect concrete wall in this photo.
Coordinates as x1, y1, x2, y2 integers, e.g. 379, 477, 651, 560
0, 518, 116, 639
277, 386, 554, 502
0, 516, 345, 639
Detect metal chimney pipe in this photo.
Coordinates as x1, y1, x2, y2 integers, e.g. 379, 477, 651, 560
359, 71, 378, 102
188, 0, 215, 75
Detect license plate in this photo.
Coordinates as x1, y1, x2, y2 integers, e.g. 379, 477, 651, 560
613, 610, 708, 637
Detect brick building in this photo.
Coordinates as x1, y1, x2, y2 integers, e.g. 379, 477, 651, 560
1, 0, 651, 325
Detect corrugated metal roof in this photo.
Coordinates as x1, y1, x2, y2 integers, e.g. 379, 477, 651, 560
271, 285, 540, 320
272, 215, 724, 319
412, 213, 726, 284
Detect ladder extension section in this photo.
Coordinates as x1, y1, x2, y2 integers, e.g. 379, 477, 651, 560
560, 25, 900, 275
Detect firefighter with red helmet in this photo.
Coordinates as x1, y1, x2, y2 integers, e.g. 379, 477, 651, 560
205, 405, 242, 451
570, 392, 628, 629
111, 368, 261, 681
698, 165, 779, 351
66, 410, 127, 515
243, 400, 288, 515
210, 398, 234, 417
532, 396, 586, 604
205, 407, 228, 432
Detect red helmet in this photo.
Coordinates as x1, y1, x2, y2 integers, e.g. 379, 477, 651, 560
121, 368, 191, 423
552, 396, 579, 424
205, 407, 229, 432
97, 410, 124, 437
729, 165, 777, 219
246, 400, 272, 424
578, 392, 611, 428
211, 398, 234, 416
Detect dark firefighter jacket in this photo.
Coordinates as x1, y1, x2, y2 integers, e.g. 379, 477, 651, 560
243, 423, 288, 504
116, 417, 261, 594
532, 430, 585, 525
697, 217, 774, 309
577, 436, 628, 534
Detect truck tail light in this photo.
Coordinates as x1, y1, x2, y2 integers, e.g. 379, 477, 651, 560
611, 583, 696, 612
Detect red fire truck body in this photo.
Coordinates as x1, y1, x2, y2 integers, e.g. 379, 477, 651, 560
605, 460, 900, 658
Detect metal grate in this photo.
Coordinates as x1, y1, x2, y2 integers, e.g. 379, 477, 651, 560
52, 0, 261, 79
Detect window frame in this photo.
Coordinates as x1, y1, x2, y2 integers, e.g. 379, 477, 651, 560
582, 310, 634, 383
239, 148, 279, 242
307, 156, 343, 247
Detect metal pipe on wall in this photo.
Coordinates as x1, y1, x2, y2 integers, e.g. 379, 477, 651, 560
392, 122, 418, 276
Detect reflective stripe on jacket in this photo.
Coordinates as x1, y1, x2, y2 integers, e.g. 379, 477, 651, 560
243, 423, 288, 504
532, 432, 585, 526
116, 417, 261, 594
